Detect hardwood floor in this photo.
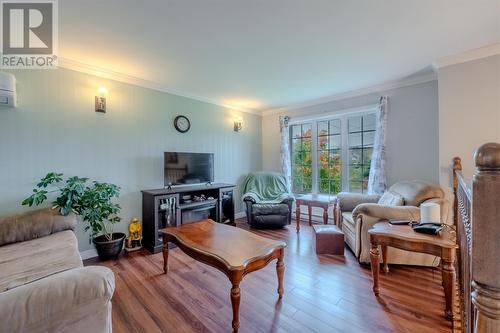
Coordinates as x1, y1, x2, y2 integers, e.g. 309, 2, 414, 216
85, 219, 453, 333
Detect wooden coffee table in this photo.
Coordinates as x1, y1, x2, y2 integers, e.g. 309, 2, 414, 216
295, 194, 337, 232
368, 222, 457, 319
159, 220, 286, 333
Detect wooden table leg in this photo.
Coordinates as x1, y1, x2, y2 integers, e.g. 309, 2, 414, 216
440, 261, 445, 287
381, 245, 389, 273
442, 258, 455, 320
323, 206, 328, 225
162, 243, 169, 274
276, 249, 285, 299
308, 205, 312, 226
370, 243, 380, 296
230, 273, 243, 333
295, 203, 301, 233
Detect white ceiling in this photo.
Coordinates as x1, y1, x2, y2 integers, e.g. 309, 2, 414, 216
60, 0, 500, 112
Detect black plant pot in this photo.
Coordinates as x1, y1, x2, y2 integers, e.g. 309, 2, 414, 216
93, 232, 126, 261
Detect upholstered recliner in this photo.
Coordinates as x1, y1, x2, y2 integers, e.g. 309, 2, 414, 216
242, 171, 294, 228
0, 209, 115, 333
337, 180, 449, 266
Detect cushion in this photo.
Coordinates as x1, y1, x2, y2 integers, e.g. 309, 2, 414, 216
342, 212, 355, 227
0, 230, 82, 292
388, 180, 444, 207
337, 192, 381, 211
377, 191, 404, 206
0, 208, 77, 247
341, 212, 357, 254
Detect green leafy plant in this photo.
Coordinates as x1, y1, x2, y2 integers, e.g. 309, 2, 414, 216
22, 173, 121, 241
78, 182, 121, 240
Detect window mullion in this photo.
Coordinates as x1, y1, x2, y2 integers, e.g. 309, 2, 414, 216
341, 115, 349, 192
311, 121, 318, 194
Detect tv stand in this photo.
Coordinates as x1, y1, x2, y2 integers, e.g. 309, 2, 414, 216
141, 183, 235, 253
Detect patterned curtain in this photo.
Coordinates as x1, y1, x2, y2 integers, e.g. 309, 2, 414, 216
367, 96, 388, 195
279, 115, 292, 192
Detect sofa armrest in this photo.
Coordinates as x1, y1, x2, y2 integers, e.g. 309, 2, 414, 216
0, 208, 77, 246
243, 196, 256, 203
0, 266, 115, 333
337, 192, 381, 212
352, 203, 420, 221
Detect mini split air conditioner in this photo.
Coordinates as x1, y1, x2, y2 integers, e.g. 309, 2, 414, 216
0, 72, 16, 107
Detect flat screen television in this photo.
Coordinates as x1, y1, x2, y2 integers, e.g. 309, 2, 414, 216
164, 152, 214, 186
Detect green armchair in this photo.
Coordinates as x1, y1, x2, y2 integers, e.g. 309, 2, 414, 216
242, 171, 294, 228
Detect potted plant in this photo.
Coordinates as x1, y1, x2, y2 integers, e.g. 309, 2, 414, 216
22, 172, 125, 260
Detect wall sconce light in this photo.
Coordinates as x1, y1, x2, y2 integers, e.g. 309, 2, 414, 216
95, 86, 108, 113
234, 116, 243, 132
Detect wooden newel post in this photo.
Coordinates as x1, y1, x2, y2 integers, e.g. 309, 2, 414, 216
472, 143, 500, 333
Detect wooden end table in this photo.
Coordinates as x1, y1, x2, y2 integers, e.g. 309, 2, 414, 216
160, 219, 286, 333
295, 194, 337, 232
368, 222, 457, 320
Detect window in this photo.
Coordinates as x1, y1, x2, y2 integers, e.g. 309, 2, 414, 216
291, 123, 312, 193
317, 119, 342, 194
347, 113, 376, 193
290, 108, 376, 195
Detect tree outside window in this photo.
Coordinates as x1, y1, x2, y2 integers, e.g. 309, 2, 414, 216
317, 119, 342, 195
291, 123, 312, 193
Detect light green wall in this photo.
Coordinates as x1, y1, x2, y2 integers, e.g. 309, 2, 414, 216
262, 81, 440, 185
438, 54, 500, 224
0, 68, 262, 251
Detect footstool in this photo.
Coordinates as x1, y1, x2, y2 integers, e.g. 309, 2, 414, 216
312, 224, 344, 255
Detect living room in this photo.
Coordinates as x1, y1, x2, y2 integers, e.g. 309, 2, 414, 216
0, 1, 499, 333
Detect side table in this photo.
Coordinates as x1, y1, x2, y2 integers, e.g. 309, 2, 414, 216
368, 222, 457, 320
295, 194, 337, 232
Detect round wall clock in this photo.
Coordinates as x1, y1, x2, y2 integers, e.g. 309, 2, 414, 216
174, 115, 191, 133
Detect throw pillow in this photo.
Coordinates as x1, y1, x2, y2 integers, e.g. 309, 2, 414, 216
378, 191, 404, 206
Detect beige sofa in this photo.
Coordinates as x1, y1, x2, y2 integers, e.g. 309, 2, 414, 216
337, 180, 449, 266
0, 208, 115, 333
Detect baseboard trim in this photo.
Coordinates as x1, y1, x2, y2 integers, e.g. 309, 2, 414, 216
293, 212, 335, 223
235, 211, 333, 223
235, 211, 246, 219
80, 248, 98, 260
81, 213, 247, 260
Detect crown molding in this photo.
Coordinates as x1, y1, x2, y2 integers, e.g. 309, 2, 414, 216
57, 57, 262, 116
58, 57, 439, 118
261, 71, 436, 116
432, 43, 500, 70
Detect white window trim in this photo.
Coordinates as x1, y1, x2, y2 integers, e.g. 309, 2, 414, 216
289, 103, 378, 195
288, 104, 378, 125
